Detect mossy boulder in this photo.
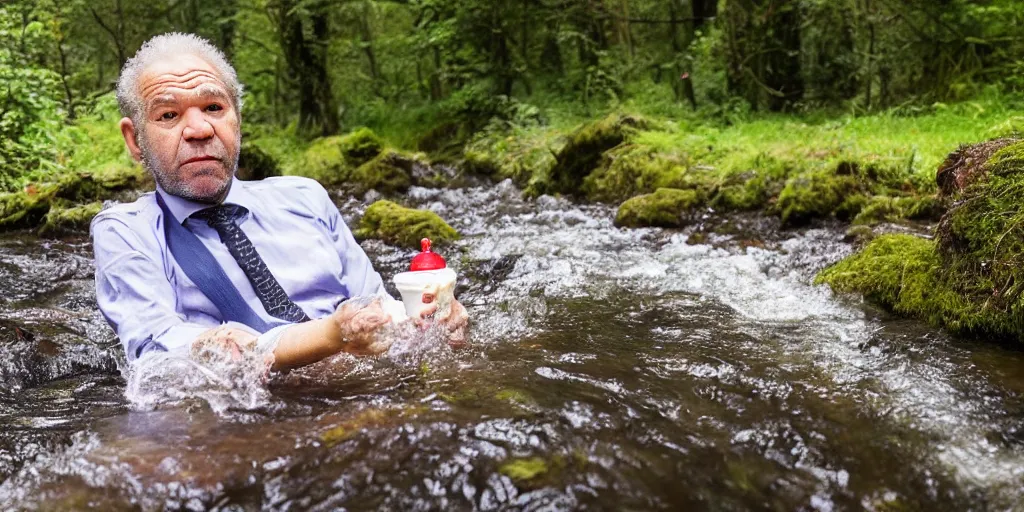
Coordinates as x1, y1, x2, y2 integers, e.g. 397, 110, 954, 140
819, 139, 1024, 342
615, 188, 702, 228
39, 201, 103, 236
581, 143, 685, 203
776, 171, 863, 227
545, 113, 650, 196
351, 149, 418, 195
237, 142, 280, 181
0, 189, 52, 230
355, 200, 459, 249
338, 127, 385, 165
816, 234, 1005, 336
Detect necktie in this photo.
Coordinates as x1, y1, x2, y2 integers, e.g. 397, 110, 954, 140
191, 204, 311, 323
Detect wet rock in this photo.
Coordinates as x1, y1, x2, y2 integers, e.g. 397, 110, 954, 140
355, 200, 459, 249
237, 142, 280, 181
776, 171, 864, 227
581, 143, 684, 203
615, 188, 702, 228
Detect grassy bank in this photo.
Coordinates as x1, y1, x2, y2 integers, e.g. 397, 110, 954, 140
2, 90, 1021, 237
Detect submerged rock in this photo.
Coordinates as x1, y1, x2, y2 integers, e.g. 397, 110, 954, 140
615, 188, 702, 228
355, 200, 459, 249
819, 139, 1024, 342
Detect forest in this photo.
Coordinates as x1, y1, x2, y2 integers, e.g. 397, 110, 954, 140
3, 0, 1023, 189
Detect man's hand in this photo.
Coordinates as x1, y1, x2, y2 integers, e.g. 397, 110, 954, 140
190, 324, 258, 362
331, 297, 393, 356
418, 295, 470, 347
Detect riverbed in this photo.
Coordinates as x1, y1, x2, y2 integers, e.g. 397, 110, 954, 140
1, 180, 1023, 510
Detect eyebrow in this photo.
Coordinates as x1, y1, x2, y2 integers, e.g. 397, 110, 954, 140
146, 84, 231, 111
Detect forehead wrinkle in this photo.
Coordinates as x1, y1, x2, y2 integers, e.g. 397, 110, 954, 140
139, 69, 225, 99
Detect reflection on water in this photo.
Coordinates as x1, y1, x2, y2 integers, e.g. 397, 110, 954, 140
1, 180, 1024, 509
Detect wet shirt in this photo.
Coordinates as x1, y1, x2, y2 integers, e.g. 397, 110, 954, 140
92, 176, 387, 360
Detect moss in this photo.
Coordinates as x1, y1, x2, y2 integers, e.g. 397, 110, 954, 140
355, 200, 459, 249
581, 143, 687, 202
615, 188, 702, 228
850, 195, 943, 226
461, 149, 500, 176
290, 136, 354, 185
0, 190, 51, 230
351, 149, 417, 194
776, 171, 863, 227
494, 388, 535, 407
39, 201, 103, 236
545, 113, 650, 196
711, 173, 772, 211
320, 408, 390, 447
337, 127, 385, 165
499, 457, 549, 482
237, 142, 280, 181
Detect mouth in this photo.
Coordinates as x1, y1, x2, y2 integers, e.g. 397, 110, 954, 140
181, 156, 221, 166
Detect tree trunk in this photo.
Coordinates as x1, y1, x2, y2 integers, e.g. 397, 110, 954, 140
723, 0, 804, 111
275, 0, 339, 136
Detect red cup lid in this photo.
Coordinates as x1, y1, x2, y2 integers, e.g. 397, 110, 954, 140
410, 238, 447, 271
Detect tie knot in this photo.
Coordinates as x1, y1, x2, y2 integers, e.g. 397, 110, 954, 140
192, 204, 247, 227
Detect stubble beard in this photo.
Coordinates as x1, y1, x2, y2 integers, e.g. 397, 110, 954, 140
139, 130, 240, 204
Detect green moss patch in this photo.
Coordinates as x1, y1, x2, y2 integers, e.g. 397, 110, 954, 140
338, 127, 385, 165
355, 200, 459, 249
39, 201, 103, 236
615, 188, 702, 228
544, 113, 650, 197
351, 149, 418, 195
499, 457, 550, 482
819, 139, 1024, 342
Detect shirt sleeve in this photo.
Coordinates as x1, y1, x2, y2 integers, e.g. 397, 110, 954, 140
93, 216, 216, 361
316, 187, 391, 299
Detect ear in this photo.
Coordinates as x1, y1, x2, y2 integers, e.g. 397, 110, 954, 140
119, 117, 143, 163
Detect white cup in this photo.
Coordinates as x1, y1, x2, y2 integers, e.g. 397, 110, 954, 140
392, 268, 457, 320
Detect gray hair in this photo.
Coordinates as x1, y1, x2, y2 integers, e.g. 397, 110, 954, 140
116, 32, 244, 125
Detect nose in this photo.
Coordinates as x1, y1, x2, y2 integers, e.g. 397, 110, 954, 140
181, 106, 214, 141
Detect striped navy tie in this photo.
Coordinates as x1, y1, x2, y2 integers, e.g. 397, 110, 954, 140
191, 204, 311, 324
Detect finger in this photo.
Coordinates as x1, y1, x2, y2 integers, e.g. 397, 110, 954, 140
418, 303, 438, 319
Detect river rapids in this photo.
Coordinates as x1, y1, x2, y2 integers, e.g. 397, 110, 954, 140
1, 180, 1023, 510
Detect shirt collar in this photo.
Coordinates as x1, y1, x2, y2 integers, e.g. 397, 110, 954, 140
157, 177, 256, 225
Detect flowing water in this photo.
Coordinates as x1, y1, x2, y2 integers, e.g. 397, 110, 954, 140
1, 180, 1024, 510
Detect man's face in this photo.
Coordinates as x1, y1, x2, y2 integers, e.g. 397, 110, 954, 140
121, 53, 240, 203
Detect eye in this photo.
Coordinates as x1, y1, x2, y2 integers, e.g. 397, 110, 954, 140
205, 103, 223, 112
159, 111, 177, 121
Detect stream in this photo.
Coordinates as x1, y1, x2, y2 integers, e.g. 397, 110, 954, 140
1, 179, 1024, 510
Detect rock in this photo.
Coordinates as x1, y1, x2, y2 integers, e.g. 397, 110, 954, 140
351, 149, 417, 195
237, 143, 280, 181
614, 188, 702, 228
39, 202, 103, 236
581, 143, 683, 203
819, 139, 1024, 342
337, 127, 384, 165
355, 200, 459, 249
776, 171, 864, 227
545, 113, 650, 197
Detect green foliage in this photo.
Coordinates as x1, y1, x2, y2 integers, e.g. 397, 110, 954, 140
39, 201, 102, 236
355, 200, 459, 249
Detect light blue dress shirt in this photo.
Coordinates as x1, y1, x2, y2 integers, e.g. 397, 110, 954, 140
91, 176, 388, 360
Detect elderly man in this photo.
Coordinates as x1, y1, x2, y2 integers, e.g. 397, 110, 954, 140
92, 33, 467, 369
